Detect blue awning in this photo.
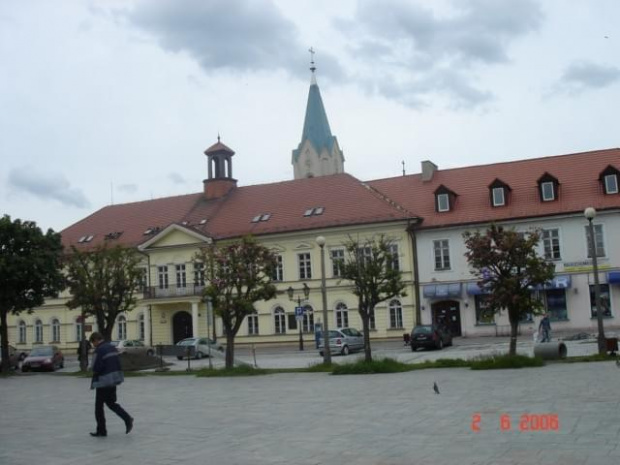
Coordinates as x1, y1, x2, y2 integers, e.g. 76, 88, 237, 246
423, 283, 462, 298
466, 282, 489, 295
608, 271, 620, 284
537, 276, 572, 290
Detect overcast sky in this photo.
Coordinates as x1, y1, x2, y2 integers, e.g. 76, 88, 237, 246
1, 0, 618, 232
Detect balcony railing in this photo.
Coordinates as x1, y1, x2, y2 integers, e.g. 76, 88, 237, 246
143, 284, 205, 299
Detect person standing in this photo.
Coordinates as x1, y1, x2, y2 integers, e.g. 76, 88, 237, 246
89, 332, 134, 437
539, 313, 552, 343
77, 337, 91, 372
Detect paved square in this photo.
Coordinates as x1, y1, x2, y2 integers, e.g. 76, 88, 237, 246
1, 358, 619, 465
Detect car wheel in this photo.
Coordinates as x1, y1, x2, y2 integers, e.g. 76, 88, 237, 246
176, 356, 183, 361
319, 351, 324, 357
146, 350, 154, 357
436, 339, 444, 350
341, 345, 350, 356
411, 345, 417, 352
196, 351, 204, 359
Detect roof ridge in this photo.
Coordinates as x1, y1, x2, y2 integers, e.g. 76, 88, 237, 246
360, 181, 418, 218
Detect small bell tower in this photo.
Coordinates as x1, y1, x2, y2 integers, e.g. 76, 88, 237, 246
203, 136, 237, 199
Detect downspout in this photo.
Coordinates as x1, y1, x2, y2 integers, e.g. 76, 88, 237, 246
407, 218, 423, 326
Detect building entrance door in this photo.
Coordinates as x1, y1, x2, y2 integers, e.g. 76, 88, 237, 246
172, 311, 193, 343
431, 300, 462, 337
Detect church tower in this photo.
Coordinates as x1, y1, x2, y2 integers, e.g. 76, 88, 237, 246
292, 50, 345, 179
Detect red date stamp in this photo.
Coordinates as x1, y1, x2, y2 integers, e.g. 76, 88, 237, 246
471, 413, 559, 432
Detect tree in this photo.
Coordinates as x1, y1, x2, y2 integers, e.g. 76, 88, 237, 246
197, 236, 277, 369
65, 244, 144, 344
339, 235, 406, 362
0, 216, 65, 373
463, 224, 555, 356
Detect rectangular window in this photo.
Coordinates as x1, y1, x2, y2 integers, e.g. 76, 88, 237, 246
248, 313, 259, 335
137, 268, 148, 291
158, 266, 169, 289
433, 240, 451, 271
176, 264, 187, 288
589, 284, 611, 318
274, 309, 286, 334
330, 249, 345, 277
302, 308, 314, 333
585, 224, 605, 257
271, 255, 283, 282
605, 174, 618, 194
543, 289, 568, 320
388, 244, 400, 271
475, 295, 495, 325
541, 182, 555, 201
542, 229, 561, 260
287, 314, 298, 331
389, 304, 403, 329
357, 246, 372, 267
437, 193, 450, 212
298, 253, 312, 279
19, 323, 27, 344
492, 187, 505, 206
194, 263, 205, 286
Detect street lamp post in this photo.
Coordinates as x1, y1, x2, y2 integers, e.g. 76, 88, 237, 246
205, 296, 213, 369
288, 283, 310, 351
316, 236, 331, 364
585, 207, 606, 355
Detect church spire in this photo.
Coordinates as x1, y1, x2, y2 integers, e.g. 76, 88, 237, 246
291, 48, 345, 180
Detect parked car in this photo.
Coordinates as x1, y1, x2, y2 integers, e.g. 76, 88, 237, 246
175, 337, 224, 360
318, 327, 364, 356
21, 345, 64, 372
0, 345, 21, 371
110, 340, 155, 357
410, 325, 453, 351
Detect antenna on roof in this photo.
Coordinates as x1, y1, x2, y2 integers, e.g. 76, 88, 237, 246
401, 160, 406, 176
217, 132, 220, 143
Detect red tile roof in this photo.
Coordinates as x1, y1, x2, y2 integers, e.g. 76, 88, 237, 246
368, 148, 620, 229
61, 173, 416, 249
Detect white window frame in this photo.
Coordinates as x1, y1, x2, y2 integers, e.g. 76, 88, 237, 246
138, 313, 145, 340
330, 248, 345, 277
247, 312, 259, 335
388, 244, 400, 271
194, 262, 205, 286
437, 193, 450, 212
604, 174, 618, 194
117, 315, 127, 340
335, 302, 349, 329
158, 266, 169, 289
176, 264, 187, 288
274, 307, 286, 334
542, 228, 561, 260
492, 187, 505, 206
19, 320, 27, 344
51, 318, 61, 342
34, 320, 43, 343
433, 239, 451, 271
541, 181, 555, 201
585, 224, 606, 258
272, 255, 283, 282
302, 305, 314, 333
298, 253, 312, 280
389, 300, 403, 329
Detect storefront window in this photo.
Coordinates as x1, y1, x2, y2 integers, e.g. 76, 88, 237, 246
543, 289, 568, 321
589, 284, 612, 317
475, 295, 495, 325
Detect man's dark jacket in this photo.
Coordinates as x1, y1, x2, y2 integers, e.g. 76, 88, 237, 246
91, 341, 124, 389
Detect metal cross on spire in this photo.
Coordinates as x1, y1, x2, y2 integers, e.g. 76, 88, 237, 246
309, 47, 316, 73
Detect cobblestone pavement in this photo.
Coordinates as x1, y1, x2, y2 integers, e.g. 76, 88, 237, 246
1, 337, 619, 465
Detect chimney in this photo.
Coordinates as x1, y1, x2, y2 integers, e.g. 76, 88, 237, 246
421, 160, 438, 182
203, 178, 237, 200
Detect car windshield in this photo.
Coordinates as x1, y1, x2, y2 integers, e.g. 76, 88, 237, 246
413, 326, 432, 334
177, 339, 196, 346
30, 347, 53, 356
327, 331, 342, 338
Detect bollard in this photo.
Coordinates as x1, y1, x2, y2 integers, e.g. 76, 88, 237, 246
533, 342, 567, 360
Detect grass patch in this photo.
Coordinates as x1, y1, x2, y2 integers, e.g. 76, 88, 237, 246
196, 364, 271, 377
560, 353, 618, 363
331, 357, 411, 375
306, 362, 337, 372
470, 353, 544, 370
409, 358, 471, 370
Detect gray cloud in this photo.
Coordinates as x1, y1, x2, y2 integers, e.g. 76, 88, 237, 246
8, 167, 90, 208
168, 172, 186, 185
556, 61, 620, 95
123, 0, 343, 82
340, 0, 543, 108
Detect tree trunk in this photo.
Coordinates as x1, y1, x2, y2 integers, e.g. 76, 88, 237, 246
225, 332, 235, 369
509, 321, 519, 357
359, 307, 373, 362
0, 310, 9, 373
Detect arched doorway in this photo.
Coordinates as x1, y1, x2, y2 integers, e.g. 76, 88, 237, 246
431, 300, 462, 337
172, 311, 193, 343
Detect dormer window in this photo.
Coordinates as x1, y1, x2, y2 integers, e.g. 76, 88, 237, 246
488, 179, 511, 207
434, 185, 457, 213
537, 173, 559, 202
599, 165, 620, 195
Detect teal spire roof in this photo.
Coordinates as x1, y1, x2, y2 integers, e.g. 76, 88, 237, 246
292, 79, 337, 162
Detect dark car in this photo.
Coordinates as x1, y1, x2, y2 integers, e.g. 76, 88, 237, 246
21, 345, 64, 372
0, 345, 21, 371
410, 325, 453, 351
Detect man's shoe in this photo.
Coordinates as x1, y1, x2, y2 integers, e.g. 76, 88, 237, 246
89, 432, 107, 437
126, 417, 134, 434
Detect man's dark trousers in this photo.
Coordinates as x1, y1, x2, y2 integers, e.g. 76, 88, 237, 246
95, 386, 131, 435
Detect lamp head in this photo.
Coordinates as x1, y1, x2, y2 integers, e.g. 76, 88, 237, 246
287, 286, 294, 301
303, 282, 310, 299
584, 207, 596, 220
316, 235, 326, 247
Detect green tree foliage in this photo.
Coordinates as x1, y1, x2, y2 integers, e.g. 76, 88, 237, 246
0, 216, 64, 372
197, 236, 277, 368
339, 235, 406, 362
65, 244, 144, 342
463, 224, 555, 356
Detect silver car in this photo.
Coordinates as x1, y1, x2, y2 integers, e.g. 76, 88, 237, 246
110, 340, 155, 357
318, 327, 364, 356
176, 337, 225, 360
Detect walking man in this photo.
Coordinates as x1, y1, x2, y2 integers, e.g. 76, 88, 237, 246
89, 332, 133, 437
539, 313, 552, 343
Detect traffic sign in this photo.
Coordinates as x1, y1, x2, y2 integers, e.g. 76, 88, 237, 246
295, 306, 304, 321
